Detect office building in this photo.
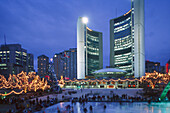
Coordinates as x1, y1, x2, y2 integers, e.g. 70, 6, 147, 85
38, 55, 49, 76
77, 17, 103, 79
53, 53, 63, 79
27, 53, 34, 72
145, 60, 161, 73
53, 48, 77, 80
69, 48, 77, 79
110, 0, 145, 77
48, 58, 57, 80
160, 66, 165, 74
0, 44, 28, 77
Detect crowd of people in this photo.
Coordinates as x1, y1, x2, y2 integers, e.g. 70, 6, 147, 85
0, 88, 163, 113
71, 92, 147, 104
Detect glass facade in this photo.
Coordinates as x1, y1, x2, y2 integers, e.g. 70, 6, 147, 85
85, 27, 103, 76
53, 48, 77, 80
110, 0, 145, 77
0, 44, 29, 77
110, 11, 134, 76
0, 51, 9, 71
77, 17, 103, 79
111, 0, 145, 78
38, 55, 49, 76
27, 53, 34, 72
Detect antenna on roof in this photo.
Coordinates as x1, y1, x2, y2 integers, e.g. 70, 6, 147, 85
4, 34, 6, 45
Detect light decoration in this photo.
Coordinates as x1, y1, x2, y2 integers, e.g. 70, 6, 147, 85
86, 27, 92, 31
59, 78, 139, 83
58, 76, 65, 88
58, 78, 139, 87
58, 71, 170, 89
0, 71, 50, 96
140, 71, 170, 89
124, 9, 132, 16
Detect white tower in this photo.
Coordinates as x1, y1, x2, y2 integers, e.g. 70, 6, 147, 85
77, 17, 88, 79
134, 0, 145, 77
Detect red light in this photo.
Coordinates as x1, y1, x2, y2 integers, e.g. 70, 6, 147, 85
128, 85, 131, 87
64, 77, 69, 80
166, 63, 169, 73
147, 85, 149, 87
133, 85, 135, 87
64, 54, 70, 58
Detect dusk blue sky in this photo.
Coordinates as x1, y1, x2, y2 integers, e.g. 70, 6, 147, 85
0, 0, 170, 71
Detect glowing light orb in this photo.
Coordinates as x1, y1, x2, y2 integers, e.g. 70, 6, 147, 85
82, 17, 88, 24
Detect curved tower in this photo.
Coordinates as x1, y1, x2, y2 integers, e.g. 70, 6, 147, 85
77, 17, 103, 79
110, 0, 145, 78
110, 10, 133, 76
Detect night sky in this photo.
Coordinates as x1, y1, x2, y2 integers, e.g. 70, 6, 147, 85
0, 0, 170, 71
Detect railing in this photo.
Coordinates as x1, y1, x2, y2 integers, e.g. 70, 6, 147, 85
160, 82, 170, 101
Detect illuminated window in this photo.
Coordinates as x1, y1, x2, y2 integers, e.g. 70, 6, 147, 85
0, 64, 6, 66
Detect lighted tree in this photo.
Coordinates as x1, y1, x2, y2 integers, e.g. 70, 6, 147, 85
0, 71, 50, 96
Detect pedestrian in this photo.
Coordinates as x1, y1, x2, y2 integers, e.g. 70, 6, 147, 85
36, 97, 38, 104
71, 106, 74, 112
27, 104, 29, 108
83, 108, 87, 113
119, 101, 122, 105
104, 105, 106, 109
57, 107, 60, 113
89, 105, 93, 111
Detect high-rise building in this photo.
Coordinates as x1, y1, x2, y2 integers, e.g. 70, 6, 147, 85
53, 53, 63, 79
110, 0, 145, 78
0, 44, 28, 77
160, 66, 165, 74
77, 17, 103, 79
69, 48, 77, 79
27, 53, 34, 72
145, 60, 161, 73
53, 48, 77, 80
48, 58, 57, 80
37, 55, 49, 76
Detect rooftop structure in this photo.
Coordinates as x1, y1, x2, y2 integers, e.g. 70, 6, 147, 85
93, 68, 126, 79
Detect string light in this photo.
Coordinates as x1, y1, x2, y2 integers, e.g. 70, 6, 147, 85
58, 70, 170, 89
0, 71, 50, 96
0, 90, 24, 96
140, 71, 170, 89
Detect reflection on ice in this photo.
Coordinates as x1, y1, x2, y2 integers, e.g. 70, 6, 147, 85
77, 102, 80, 113
36, 102, 170, 113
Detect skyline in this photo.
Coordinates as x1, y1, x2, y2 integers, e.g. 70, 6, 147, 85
0, 0, 170, 71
